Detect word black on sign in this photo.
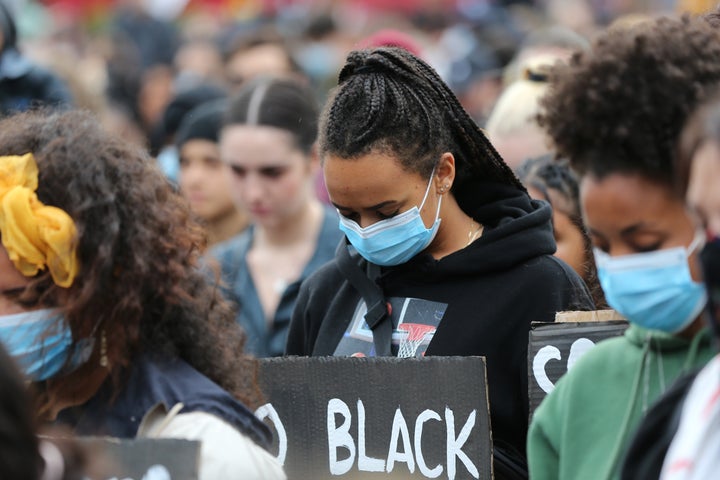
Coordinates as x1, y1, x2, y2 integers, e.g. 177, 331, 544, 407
258, 356, 492, 480
76, 437, 200, 480
528, 321, 629, 415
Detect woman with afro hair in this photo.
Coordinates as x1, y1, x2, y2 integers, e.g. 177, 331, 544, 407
286, 45, 596, 477
0, 109, 285, 479
527, 16, 720, 480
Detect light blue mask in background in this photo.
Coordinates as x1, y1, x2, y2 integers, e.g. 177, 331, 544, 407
0, 308, 94, 381
338, 171, 442, 267
594, 233, 707, 334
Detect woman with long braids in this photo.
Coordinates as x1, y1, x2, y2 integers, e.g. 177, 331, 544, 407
286, 46, 594, 475
0, 109, 285, 479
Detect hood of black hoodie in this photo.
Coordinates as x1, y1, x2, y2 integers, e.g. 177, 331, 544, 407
376, 182, 557, 283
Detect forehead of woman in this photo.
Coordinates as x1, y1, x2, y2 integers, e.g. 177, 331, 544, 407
323, 151, 426, 205
223, 77, 318, 153
580, 172, 689, 234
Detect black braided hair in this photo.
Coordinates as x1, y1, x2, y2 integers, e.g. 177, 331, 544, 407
318, 47, 524, 196
516, 154, 607, 308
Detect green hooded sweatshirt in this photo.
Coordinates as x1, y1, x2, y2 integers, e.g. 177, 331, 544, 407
527, 324, 714, 480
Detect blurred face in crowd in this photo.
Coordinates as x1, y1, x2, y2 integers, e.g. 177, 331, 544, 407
581, 172, 702, 282
686, 141, 720, 236
220, 125, 316, 229
179, 139, 238, 223
225, 44, 295, 91
527, 185, 587, 279
0, 246, 30, 316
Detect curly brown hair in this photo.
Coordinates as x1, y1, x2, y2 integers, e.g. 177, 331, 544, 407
0, 109, 262, 409
539, 15, 720, 186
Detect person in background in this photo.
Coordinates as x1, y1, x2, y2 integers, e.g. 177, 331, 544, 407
0, 1, 71, 117
484, 58, 557, 170
213, 76, 343, 358
176, 100, 249, 248
620, 88, 720, 480
153, 82, 227, 182
220, 30, 307, 93
527, 16, 720, 480
0, 109, 285, 480
516, 154, 606, 308
286, 46, 594, 477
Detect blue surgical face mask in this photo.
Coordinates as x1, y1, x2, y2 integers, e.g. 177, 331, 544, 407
338, 171, 442, 267
0, 309, 94, 381
594, 233, 707, 334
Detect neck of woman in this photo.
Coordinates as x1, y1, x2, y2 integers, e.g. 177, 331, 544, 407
426, 195, 482, 260
205, 208, 249, 247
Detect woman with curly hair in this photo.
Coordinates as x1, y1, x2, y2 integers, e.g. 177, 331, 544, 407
526, 16, 720, 480
286, 46, 595, 477
0, 109, 285, 479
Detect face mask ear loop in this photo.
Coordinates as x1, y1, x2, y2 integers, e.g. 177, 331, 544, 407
418, 166, 437, 212
688, 230, 706, 256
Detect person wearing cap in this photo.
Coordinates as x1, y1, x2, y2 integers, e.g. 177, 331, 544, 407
176, 100, 249, 248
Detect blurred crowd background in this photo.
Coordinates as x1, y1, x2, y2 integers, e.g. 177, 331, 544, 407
6, 0, 713, 167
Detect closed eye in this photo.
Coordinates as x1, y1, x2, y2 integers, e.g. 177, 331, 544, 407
229, 164, 245, 177
260, 167, 286, 179
339, 211, 359, 222
377, 209, 400, 220
631, 242, 663, 253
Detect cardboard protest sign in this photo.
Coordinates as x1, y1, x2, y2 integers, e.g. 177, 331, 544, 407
257, 356, 492, 480
76, 437, 200, 480
528, 320, 629, 415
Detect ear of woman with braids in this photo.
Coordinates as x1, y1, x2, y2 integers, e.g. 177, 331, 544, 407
0, 109, 285, 480
286, 46, 595, 476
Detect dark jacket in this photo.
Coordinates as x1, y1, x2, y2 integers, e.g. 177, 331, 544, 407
212, 206, 343, 357
56, 354, 271, 450
286, 182, 594, 460
0, 2, 71, 116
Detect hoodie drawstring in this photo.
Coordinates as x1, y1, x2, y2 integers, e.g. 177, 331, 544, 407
602, 333, 652, 480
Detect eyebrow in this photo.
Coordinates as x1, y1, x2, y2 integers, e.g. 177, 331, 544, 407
332, 200, 397, 211
588, 222, 660, 238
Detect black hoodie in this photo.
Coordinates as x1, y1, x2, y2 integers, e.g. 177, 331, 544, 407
286, 183, 594, 460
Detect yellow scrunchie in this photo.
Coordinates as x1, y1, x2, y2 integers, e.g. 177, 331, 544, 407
0, 153, 78, 287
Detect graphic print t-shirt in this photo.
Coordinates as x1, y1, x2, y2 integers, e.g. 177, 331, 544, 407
333, 297, 447, 358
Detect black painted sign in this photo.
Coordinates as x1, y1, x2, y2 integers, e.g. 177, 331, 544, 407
528, 321, 629, 415
257, 356, 492, 480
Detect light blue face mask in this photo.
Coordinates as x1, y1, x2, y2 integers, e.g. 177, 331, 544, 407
338, 171, 442, 267
594, 233, 707, 334
0, 308, 95, 381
